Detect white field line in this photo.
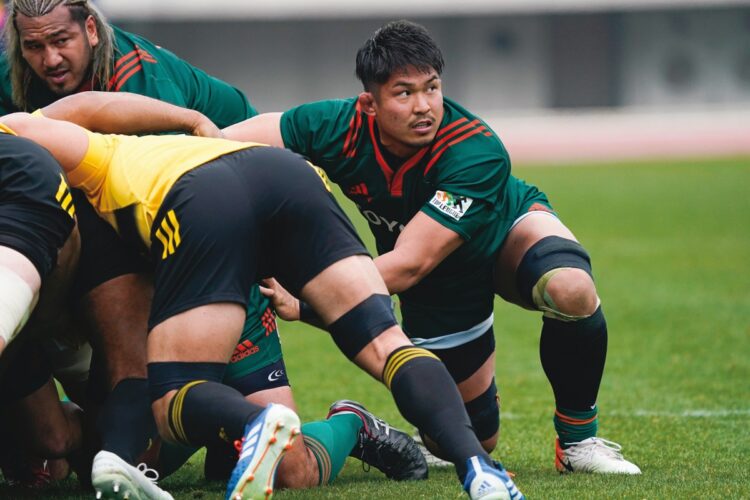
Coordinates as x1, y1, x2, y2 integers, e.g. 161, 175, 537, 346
500, 409, 750, 419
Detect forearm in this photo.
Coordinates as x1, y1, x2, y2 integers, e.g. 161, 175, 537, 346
41, 91, 207, 135
374, 251, 425, 294
222, 112, 285, 146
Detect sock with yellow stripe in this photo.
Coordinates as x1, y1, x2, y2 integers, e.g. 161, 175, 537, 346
167, 380, 264, 447
554, 406, 599, 447
384, 346, 489, 481
300, 413, 362, 485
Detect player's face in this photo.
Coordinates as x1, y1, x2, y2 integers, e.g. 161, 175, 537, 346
16, 4, 99, 96
366, 65, 444, 158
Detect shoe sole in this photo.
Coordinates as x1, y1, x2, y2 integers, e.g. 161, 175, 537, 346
227, 406, 301, 500
92, 453, 174, 500
92, 471, 143, 500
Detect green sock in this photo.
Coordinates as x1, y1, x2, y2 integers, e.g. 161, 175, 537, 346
554, 406, 599, 448
301, 413, 362, 485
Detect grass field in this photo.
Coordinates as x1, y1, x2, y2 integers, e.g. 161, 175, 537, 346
4, 156, 749, 499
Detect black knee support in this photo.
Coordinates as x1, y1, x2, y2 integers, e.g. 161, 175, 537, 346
516, 236, 592, 304
464, 378, 500, 441
328, 294, 398, 360
147, 361, 226, 402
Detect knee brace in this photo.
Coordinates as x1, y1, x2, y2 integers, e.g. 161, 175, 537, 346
328, 294, 398, 360
465, 379, 500, 441
516, 236, 594, 321
147, 361, 226, 402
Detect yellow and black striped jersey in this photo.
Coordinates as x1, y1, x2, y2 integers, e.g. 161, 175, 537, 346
69, 130, 262, 247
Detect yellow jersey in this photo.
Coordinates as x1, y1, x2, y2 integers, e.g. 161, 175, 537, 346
68, 130, 262, 247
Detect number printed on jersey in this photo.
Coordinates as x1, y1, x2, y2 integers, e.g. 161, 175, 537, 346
429, 190, 473, 221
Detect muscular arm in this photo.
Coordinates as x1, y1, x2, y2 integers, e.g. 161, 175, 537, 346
0, 113, 89, 172
375, 212, 464, 294
222, 112, 285, 146
40, 91, 220, 137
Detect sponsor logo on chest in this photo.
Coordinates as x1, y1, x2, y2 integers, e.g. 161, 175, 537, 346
429, 191, 473, 221
358, 208, 405, 233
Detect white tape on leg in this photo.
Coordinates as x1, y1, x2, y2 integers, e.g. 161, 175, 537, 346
0, 265, 39, 345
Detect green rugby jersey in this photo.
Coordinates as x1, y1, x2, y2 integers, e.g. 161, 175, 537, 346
281, 97, 530, 338
0, 25, 256, 126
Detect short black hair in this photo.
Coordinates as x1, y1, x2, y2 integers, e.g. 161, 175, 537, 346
355, 20, 444, 91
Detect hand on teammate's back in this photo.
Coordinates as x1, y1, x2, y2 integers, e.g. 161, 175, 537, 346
189, 114, 223, 139
259, 278, 301, 321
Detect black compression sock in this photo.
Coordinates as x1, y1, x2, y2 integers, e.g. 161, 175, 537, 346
384, 346, 490, 481
98, 378, 157, 464
540, 306, 608, 410
168, 381, 264, 447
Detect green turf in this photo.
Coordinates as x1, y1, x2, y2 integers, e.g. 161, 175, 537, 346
4, 156, 748, 499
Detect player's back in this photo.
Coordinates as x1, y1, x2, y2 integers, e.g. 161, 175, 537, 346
70, 132, 261, 246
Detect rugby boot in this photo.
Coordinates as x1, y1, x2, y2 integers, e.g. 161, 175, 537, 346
91, 450, 173, 499
463, 456, 524, 500
555, 437, 641, 474
327, 399, 428, 481
225, 403, 301, 500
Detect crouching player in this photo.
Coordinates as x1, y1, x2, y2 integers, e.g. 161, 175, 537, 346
153, 284, 428, 488
1, 92, 523, 500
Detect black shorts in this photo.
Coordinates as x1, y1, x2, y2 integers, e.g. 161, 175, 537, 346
225, 358, 290, 396
0, 134, 75, 278
71, 189, 151, 297
429, 325, 495, 384
148, 146, 368, 329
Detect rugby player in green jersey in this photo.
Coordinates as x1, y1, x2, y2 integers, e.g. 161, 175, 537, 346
1, 1, 427, 494
224, 20, 641, 477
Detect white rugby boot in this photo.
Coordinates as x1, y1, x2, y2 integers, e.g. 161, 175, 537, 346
555, 437, 641, 474
92, 450, 173, 499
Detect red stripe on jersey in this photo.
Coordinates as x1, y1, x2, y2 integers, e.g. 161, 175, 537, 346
114, 64, 143, 91
431, 119, 481, 153
424, 126, 486, 176
349, 109, 363, 157
114, 49, 138, 70
108, 56, 140, 90
484, 131, 492, 136
137, 47, 157, 63
343, 101, 362, 157
367, 114, 393, 184
437, 117, 468, 138
390, 147, 429, 196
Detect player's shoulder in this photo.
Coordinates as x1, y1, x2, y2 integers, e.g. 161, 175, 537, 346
110, 25, 163, 66
426, 98, 508, 171
111, 25, 155, 50
287, 97, 358, 118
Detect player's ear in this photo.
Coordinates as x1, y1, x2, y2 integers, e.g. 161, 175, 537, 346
358, 92, 376, 116
85, 15, 99, 47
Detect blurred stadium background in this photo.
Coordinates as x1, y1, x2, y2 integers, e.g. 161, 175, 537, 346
85, 0, 750, 164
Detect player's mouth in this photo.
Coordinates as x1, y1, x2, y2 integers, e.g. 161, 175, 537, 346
411, 118, 434, 135
46, 69, 70, 86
